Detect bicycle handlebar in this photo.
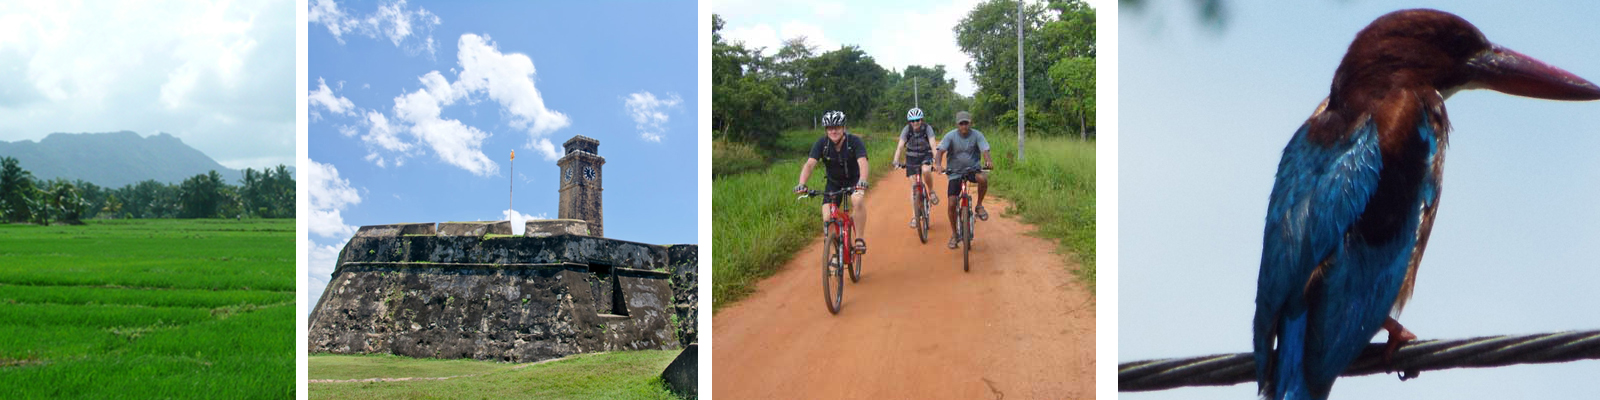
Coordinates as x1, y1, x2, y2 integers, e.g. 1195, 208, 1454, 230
941, 167, 994, 176
796, 187, 857, 200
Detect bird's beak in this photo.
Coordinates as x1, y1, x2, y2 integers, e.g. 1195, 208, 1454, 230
1467, 45, 1600, 101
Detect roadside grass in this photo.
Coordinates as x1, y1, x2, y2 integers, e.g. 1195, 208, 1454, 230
309, 350, 681, 400
985, 134, 1097, 293
713, 128, 896, 310
0, 219, 293, 399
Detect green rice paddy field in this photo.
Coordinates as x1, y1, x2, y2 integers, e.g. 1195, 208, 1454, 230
0, 219, 294, 399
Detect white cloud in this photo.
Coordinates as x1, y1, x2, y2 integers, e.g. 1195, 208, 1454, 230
0, 0, 295, 169
721, 24, 782, 53
391, 70, 497, 176
624, 91, 682, 142
307, 159, 362, 239
501, 209, 549, 236
307, 238, 345, 314
309, 0, 441, 57
453, 34, 572, 145
361, 110, 409, 152
309, 77, 357, 117
812, 2, 846, 19
861, 0, 984, 95
361, 33, 570, 175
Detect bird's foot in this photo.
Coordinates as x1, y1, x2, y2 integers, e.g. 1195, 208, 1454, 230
1382, 317, 1420, 380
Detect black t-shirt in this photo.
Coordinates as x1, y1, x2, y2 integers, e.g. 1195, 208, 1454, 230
808, 133, 867, 185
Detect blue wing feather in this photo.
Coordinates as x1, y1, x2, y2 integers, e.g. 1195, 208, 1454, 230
1253, 115, 1383, 399
1304, 112, 1441, 396
1254, 108, 1443, 400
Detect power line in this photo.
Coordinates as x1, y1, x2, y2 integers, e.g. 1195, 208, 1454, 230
1119, 330, 1600, 392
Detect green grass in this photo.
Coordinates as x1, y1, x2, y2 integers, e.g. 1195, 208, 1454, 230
712, 128, 897, 310
985, 134, 1097, 293
0, 219, 293, 399
309, 350, 682, 400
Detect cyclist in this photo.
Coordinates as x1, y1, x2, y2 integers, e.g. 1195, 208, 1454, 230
795, 110, 870, 253
892, 107, 940, 228
932, 111, 993, 249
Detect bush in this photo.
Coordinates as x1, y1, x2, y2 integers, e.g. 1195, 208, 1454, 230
713, 140, 767, 177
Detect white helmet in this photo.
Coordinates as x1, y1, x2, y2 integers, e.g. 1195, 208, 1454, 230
822, 110, 846, 127
906, 107, 924, 121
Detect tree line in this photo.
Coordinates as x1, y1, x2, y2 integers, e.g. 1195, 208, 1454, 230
712, 0, 1096, 147
0, 156, 295, 225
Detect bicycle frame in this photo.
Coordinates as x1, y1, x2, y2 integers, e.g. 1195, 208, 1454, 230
824, 198, 856, 266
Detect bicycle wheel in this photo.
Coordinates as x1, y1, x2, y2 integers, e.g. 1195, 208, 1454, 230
822, 222, 843, 314
962, 207, 972, 273
915, 189, 929, 244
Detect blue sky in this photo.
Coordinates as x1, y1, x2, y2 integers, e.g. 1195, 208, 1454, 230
715, 0, 1105, 97
305, 0, 698, 310
1119, 1, 1600, 399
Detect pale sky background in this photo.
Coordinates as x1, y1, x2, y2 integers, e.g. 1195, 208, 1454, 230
305, 0, 697, 310
0, 0, 295, 170
1120, 1, 1600, 399
715, 0, 1104, 97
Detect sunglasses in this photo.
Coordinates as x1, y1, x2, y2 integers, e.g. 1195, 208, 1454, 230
958, 121, 970, 126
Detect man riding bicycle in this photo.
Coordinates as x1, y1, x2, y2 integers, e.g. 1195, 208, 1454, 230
892, 107, 940, 228
932, 111, 993, 249
795, 110, 870, 253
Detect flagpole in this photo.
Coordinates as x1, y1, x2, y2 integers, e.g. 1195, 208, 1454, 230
510, 150, 515, 220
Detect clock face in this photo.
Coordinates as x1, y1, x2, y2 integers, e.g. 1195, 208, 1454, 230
564, 167, 572, 182
583, 166, 596, 181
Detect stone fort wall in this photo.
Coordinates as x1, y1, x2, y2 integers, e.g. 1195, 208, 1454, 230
308, 220, 698, 363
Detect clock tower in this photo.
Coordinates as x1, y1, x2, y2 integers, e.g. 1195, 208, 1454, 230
557, 135, 604, 236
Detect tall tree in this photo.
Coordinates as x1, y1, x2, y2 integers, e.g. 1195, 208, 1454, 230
712, 14, 788, 145
801, 45, 888, 128
0, 157, 39, 223
955, 0, 1096, 136
44, 179, 88, 224
178, 171, 226, 218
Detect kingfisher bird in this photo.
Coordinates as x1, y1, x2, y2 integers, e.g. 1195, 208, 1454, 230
1252, 9, 1600, 400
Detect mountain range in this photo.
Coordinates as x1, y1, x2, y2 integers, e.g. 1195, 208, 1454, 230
0, 131, 248, 188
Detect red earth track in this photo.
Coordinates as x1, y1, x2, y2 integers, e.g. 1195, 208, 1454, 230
713, 172, 1095, 399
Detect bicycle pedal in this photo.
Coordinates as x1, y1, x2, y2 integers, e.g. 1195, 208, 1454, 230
853, 240, 867, 254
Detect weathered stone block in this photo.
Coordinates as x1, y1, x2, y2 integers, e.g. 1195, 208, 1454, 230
355, 223, 436, 237
438, 220, 512, 237
662, 344, 697, 399
666, 244, 698, 347
525, 219, 590, 237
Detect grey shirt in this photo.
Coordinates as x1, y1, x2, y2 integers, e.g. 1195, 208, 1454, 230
938, 128, 990, 177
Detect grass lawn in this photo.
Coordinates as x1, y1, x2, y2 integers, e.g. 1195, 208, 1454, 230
309, 350, 682, 400
985, 134, 1097, 293
0, 219, 294, 399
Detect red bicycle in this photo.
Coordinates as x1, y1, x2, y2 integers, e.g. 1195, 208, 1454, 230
945, 167, 991, 272
798, 187, 864, 314
895, 161, 934, 244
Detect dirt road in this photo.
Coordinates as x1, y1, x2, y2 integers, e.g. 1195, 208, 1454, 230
712, 172, 1096, 399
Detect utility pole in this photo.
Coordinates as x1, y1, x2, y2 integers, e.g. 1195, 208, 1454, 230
914, 76, 920, 108
1017, 0, 1026, 161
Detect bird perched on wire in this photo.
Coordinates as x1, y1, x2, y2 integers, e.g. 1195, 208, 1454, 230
1252, 9, 1600, 400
